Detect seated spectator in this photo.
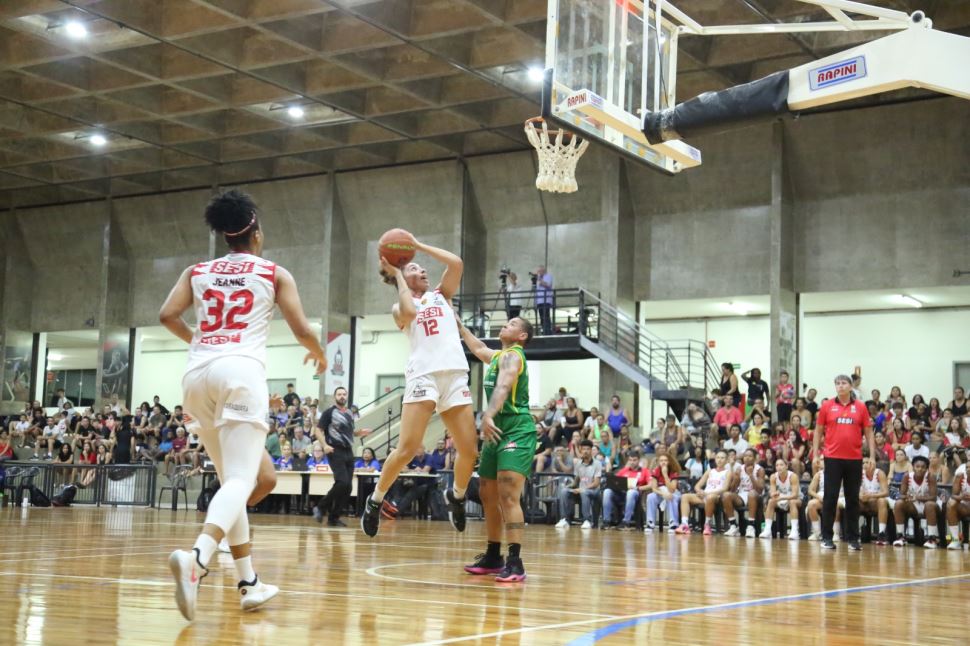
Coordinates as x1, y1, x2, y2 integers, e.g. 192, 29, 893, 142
0, 430, 13, 459
781, 428, 809, 479
592, 445, 610, 473
928, 452, 950, 487
935, 408, 954, 434
275, 443, 294, 471
645, 452, 682, 533
534, 425, 554, 472
760, 458, 802, 540
164, 427, 190, 475
601, 453, 649, 529
307, 443, 329, 470
677, 449, 731, 535
873, 430, 893, 471
551, 445, 573, 474
395, 447, 434, 517
904, 431, 930, 462
429, 439, 449, 473
759, 447, 778, 477
292, 447, 309, 472
946, 462, 970, 549
804, 389, 819, 418
943, 417, 969, 449
745, 411, 768, 446
53, 442, 73, 465
683, 445, 707, 483
147, 405, 166, 434
583, 407, 600, 434
291, 426, 312, 455
723, 424, 748, 454
613, 436, 633, 470
587, 413, 610, 443
537, 399, 559, 434
661, 415, 686, 460
558, 397, 584, 446
724, 449, 765, 538
892, 456, 940, 548
790, 398, 812, 429
354, 447, 381, 472
555, 440, 602, 530
754, 430, 772, 462
265, 422, 282, 460
888, 448, 912, 485
680, 403, 712, 437
713, 396, 743, 438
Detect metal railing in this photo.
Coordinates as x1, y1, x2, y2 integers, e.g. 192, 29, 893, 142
356, 386, 404, 415
1, 461, 157, 507
454, 288, 598, 338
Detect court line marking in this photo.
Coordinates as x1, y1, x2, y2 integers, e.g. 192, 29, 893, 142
0, 570, 616, 619
0, 549, 175, 564
366, 561, 563, 593
406, 571, 970, 646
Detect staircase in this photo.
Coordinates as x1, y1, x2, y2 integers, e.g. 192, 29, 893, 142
577, 289, 719, 417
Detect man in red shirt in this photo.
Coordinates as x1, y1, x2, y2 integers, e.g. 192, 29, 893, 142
601, 453, 649, 529
813, 374, 877, 551
713, 396, 743, 439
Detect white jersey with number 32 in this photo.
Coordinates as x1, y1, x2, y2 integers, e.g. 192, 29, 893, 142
403, 289, 468, 379
186, 252, 277, 373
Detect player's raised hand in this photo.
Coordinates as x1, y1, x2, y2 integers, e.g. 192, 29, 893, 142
379, 255, 404, 285
304, 351, 327, 375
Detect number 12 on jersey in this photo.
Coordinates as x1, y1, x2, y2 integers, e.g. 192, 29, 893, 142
420, 319, 439, 336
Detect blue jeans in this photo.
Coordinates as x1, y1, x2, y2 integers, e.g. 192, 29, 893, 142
602, 488, 640, 524
558, 487, 597, 522
646, 491, 682, 526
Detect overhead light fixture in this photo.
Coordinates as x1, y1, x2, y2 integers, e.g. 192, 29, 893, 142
287, 105, 305, 119
90, 134, 107, 146
47, 353, 64, 362
527, 66, 545, 83
898, 294, 923, 308
64, 21, 88, 39
726, 301, 749, 316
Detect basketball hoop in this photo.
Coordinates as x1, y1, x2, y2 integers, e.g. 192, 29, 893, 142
524, 117, 589, 194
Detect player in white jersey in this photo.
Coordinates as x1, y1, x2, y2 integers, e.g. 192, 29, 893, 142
859, 456, 890, 545
723, 449, 764, 537
761, 458, 802, 540
892, 455, 940, 548
160, 190, 327, 621
677, 450, 731, 535
945, 461, 970, 550
360, 233, 478, 537
806, 456, 845, 541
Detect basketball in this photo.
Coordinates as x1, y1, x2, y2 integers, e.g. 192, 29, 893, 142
378, 228, 417, 267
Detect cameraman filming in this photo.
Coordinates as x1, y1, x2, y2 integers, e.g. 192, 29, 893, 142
533, 265, 554, 335
500, 270, 526, 320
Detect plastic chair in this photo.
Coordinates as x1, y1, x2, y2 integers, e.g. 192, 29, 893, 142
158, 465, 192, 510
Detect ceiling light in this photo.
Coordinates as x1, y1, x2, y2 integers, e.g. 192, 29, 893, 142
897, 294, 923, 308
726, 301, 749, 316
90, 134, 107, 146
47, 353, 64, 362
287, 106, 305, 119
64, 21, 88, 39
527, 66, 545, 83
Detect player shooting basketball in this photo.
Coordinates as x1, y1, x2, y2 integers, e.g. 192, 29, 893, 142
359, 230, 478, 538
458, 315, 535, 582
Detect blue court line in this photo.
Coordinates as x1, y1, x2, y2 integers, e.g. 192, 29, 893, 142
565, 573, 970, 645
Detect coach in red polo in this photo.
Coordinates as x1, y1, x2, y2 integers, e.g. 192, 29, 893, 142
813, 374, 877, 551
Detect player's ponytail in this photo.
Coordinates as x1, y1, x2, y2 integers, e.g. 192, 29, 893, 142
204, 189, 260, 247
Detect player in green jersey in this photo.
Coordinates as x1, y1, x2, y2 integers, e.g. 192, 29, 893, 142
457, 315, 534, 582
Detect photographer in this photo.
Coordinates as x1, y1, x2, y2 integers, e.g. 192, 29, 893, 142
499, 269, 526, 320
533, 265, 554, 335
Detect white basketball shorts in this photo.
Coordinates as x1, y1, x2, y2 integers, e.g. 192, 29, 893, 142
181, 355, 269, 433
403, 369, 472, 413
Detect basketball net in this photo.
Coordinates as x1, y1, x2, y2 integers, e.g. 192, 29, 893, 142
524, 118, 589, 193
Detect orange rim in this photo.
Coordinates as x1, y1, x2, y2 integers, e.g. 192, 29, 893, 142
525, 116, 578, 142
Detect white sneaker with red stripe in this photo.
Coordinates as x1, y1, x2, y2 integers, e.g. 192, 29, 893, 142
168, 549, 207, 621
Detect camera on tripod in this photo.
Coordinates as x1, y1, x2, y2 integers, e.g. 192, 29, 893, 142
499, 265, 511, 289
528, 271, 538, 285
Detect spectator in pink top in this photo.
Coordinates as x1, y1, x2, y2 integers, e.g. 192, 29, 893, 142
713, 396, 743, 439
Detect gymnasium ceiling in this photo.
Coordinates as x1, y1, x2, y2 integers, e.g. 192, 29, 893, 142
0, 0, 968, 209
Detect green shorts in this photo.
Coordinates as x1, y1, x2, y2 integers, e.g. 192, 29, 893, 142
478, 414, 537, 480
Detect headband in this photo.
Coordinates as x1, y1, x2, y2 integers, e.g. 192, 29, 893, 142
224, 213, 256, 238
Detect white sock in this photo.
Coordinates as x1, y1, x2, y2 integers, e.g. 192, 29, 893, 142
704, 518, 712, 527
878, 523, 886, 533
452, 484, 467, 500
790, 519, 797, 532
928, 525, 938, 537
193, 534, 218, 568
812, 520, 821, 534
371, 486, 386, 503
234, 555, 256, 584
765, 519, 773, 532
896, 523, 905, 535
834, 521, 841, 535
948, 525, 960, 539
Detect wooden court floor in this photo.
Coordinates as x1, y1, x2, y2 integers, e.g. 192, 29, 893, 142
1, 507, 967, 645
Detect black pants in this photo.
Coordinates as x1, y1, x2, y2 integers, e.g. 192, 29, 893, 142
822, 457, 863, 542
536, 304, 553, 335
507, 305, 522, 320
319, 446, 354, 521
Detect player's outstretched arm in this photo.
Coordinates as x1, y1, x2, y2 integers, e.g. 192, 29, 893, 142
159, 267, 195, 344
415, 240, 463, 300
276, 267, 327, 375
455, 315, 496, 364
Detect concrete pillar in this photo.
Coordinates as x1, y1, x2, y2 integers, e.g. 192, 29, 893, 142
769, 122, 799, 416
317, 174, 335, 405
95, 198, 134, 410
597, 155, 638, 421
1, 210, 36, 414
459, 160, 486, 301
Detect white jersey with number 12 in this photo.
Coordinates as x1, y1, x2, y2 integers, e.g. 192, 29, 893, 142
186, 252, 276, 373
404, 289, 468, 379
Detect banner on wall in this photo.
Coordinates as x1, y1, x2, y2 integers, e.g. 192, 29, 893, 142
324, 332, 351, 395
1, 331, 33, 414
102, 329, 130, 409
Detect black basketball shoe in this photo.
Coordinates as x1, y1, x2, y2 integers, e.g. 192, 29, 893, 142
360, 494, 381, 538
464, 552, 505, 575
445, 489, 466, 532
495, 558, 527, 583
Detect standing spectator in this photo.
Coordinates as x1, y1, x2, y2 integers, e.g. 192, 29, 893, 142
741, 368, 770, 414
775, 371, 795, 424
534, 265, 554, 335
110, 415, 136, 465
948, 387, 968, 417
713, 396, 743, 438
555, 440, 602, 529
503, 271, 526, 320
313, 387, 371, 527
866, 389, 883, 409
283, 383, 301, 409
804, 388, 820, 418
606, 395, 629, 438
152, 395, 169, 416
719, 363, 740, 407
812, 374, 877, 551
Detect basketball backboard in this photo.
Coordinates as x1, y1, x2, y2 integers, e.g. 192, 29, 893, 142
541, 0, 702, 174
